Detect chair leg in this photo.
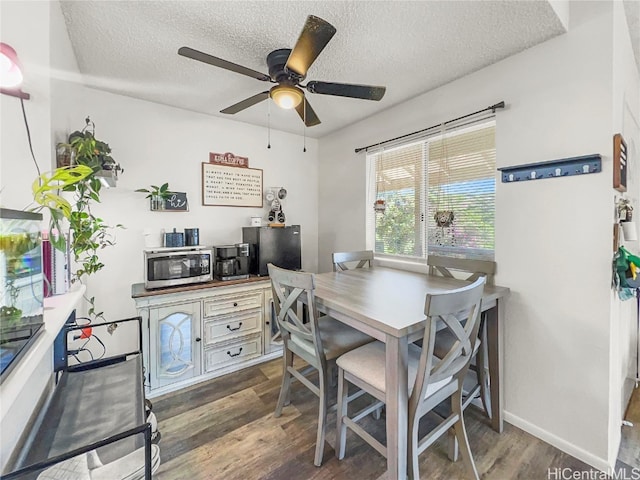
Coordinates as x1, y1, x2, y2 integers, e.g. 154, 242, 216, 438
447, 429, 459, 462
408, 413, 421, 480
477, 317, 491, 418
314, 367, 329, 466
372, 406, 382, 420
330, 363, 338, 388
452, 389, 479, 480
336, 367, 348, 460
275, 349, 293, 417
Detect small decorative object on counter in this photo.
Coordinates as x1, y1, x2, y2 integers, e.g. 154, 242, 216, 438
265, 187, 287, 225
184, 228, 199, 246
164, 228, 184, 248
143, 229, 163, 249
373, 199, 386, 213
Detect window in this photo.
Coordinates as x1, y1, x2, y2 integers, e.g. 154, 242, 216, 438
366, 121, 495, 260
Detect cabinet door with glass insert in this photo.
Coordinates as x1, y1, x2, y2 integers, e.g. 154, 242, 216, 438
149, 301, 201, 389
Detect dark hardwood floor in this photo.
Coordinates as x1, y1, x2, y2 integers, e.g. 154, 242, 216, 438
151, 359, 597, 480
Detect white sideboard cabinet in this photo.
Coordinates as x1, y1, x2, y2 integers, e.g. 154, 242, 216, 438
132, 278, 280, 397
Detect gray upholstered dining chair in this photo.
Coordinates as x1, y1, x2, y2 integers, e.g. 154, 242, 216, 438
332, 250, 374, 272
268, 263, 374, 467
335, 277, 485, 480
427, 255, 496, 417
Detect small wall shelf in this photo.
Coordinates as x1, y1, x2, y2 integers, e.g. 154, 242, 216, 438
498, 154, 601, 183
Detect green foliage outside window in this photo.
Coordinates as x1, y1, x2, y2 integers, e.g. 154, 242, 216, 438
375, 191, 416, 256
376, 184, 495, 257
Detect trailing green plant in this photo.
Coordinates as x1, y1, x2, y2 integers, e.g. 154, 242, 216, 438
62, 175, 123, 279
32, 165, 93, 250
30, 118, 124, 320
58, 117, 118, 172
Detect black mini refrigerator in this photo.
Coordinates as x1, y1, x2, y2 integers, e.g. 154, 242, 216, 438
242, 225, 301, 276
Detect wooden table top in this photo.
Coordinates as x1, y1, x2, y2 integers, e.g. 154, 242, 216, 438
313, 267, 509, 339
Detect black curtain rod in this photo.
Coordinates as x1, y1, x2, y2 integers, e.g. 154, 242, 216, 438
354, 101, 505, 154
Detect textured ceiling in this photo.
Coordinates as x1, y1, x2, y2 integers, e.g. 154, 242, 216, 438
60, 1, 567, 138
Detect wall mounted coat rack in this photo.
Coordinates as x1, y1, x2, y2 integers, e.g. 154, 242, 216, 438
497, 154, 601, 183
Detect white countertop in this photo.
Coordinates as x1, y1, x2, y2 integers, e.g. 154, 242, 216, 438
0, 285, 86, 423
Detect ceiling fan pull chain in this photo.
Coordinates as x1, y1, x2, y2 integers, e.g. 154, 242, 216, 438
303, 100, 307, 153
267, 98, 271, 149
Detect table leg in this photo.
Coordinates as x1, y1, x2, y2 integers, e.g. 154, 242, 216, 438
386, 334, 409, 479
486, 301, 504, 433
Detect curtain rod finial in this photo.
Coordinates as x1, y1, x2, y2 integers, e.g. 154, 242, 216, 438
491, 101, 505, 112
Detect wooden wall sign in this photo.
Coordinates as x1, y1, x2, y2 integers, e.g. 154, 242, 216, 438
614, 133, 627, 192
202, 163, 263, 207
163, 192, 188, 211
209, 152, 249, 168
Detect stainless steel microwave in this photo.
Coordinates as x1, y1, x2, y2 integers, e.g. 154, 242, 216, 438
144, 247, 213, 289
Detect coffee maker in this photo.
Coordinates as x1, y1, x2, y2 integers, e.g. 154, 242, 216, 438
213, 243, 250, 281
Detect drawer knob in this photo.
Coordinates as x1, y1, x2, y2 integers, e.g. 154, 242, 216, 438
227, 322, 243, 332
233, 302, 238, 307
227, 347, 243, 358
195, 337, 202, 342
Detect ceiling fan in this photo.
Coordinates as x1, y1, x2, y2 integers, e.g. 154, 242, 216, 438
178, 15, 386, 127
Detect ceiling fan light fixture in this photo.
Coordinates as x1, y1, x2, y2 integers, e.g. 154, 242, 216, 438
270, 85, 303, 110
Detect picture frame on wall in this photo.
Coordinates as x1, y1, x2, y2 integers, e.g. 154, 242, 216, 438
613, 133, 627, 192
201, 163, 263, 207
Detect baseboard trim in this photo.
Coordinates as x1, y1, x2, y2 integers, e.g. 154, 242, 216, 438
504, 411, 612, 472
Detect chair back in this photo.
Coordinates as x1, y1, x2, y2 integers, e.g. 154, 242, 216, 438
411, 277, 485, 405
332, 250, 374, 272
427, 255, 496, 286
268, 263, 324, 369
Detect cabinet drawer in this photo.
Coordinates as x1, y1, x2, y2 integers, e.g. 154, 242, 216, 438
203, 291, 262, 317
203, 309, 262, 346
204, 335, 262, 373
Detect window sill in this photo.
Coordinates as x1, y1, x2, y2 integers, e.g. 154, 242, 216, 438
374, 255, 429, 274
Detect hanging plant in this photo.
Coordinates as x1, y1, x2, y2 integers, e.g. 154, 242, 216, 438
433, 125, 456, 242
30, 118, 125, 320
434, 210, 454, 228
374, 198, 386, 214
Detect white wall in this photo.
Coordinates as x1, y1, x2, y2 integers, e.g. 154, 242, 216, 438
0, 1, 53, 210
65, 79, 319, 323
0, 0, 53, 469
608, 0, 640, 465
318, 1, 628, 471
3, 2, 319, 326
0, 0, 319, 466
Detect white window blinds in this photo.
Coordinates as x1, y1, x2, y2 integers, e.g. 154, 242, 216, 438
367, 121, 495, 260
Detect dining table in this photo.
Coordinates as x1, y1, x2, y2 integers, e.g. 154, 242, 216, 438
312, 266, 510, 480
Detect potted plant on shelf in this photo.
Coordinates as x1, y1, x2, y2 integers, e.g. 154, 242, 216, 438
31, 118, 124, 320
57, 117, 123, 186
135, 183, 171, 211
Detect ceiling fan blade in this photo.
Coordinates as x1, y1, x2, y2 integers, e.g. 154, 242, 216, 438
221, 91, 270, 114
295, 97, 321, 127
306, 81, 386, 101
178, 47, 270, 82
285, 15, 336, 77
